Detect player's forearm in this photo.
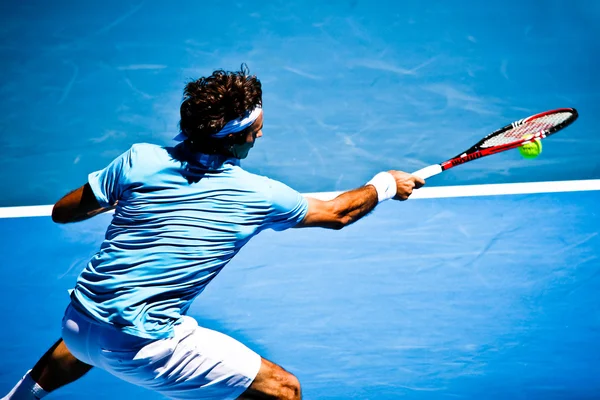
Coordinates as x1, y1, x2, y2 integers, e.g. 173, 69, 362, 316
300, 172, 404, 230
52, 201, 114, 224
51, 184, 115, 224
330, 185, 379, 228
54, 205, 115, 224
330, 171, 407, 228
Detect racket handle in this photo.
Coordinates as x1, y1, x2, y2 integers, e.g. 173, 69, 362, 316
412, 165, 442, 180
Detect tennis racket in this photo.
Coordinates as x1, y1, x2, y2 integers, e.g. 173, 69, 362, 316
411, 108, 578, 180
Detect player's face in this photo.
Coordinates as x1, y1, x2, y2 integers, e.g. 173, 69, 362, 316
231, 112, 263, 159
245, 112, 263, 144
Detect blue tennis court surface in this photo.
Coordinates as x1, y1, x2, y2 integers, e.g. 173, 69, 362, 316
1, 190, 599, 399
1, 0, 599, 398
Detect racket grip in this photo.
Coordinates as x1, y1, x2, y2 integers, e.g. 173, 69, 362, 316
412, 165, 442, 180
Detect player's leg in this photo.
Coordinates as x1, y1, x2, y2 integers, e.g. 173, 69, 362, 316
61, 303, 302, 399
2, 339, 92, 400
30, 338, 93, 391
237, 357, 301, 400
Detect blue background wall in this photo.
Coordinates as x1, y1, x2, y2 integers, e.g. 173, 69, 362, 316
1, 1, 599, 399
1, 0, 598, 207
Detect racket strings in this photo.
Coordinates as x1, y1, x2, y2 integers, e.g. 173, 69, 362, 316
480, 112, 573, 148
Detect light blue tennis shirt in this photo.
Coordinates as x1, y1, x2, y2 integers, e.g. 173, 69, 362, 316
72, 143, 308, 339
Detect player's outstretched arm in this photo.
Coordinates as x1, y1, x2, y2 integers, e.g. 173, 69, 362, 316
296, 170, 424, 230
52, 183, 116, 224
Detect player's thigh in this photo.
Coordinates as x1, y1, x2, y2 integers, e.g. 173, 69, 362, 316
239, 357, 301, 400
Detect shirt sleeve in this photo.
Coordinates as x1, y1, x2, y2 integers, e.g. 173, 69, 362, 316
263, 178, 309, 231
87, 147, 134, 207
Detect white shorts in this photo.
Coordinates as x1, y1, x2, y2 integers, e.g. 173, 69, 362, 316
61, 304, 261, 400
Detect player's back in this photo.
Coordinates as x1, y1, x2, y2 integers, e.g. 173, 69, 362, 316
71, 143, 307, 339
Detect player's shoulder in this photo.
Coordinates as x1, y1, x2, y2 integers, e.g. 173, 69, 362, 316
230, 165, 270, 185
233, 167, 298, 197
128, 142, 167, 156
122, 143, 178, 178
126, 143, 174, 163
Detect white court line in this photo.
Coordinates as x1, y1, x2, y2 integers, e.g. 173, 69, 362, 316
303, 179, 600, 200
0, 205, 54, 219
1, 179, 600, 219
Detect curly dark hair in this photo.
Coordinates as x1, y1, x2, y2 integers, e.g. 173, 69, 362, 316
179, 64, 262, 153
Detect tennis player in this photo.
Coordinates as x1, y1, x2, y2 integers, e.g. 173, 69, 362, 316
3, 66, 424, 400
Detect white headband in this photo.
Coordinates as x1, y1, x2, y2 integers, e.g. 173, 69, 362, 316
174, 106, 262, 142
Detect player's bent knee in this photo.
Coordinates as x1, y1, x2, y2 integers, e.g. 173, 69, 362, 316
285, 373, 301, 400
275, 370, 301, 400
265, 368, 301, 400
246, 359, 302, 400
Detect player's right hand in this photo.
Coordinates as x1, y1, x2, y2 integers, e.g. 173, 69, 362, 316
387, 170, 425, 201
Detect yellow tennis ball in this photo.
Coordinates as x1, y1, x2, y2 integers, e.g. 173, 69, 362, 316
518, 135, 542, 159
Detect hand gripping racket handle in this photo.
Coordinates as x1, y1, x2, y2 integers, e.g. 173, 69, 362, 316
411, 165, 443, 180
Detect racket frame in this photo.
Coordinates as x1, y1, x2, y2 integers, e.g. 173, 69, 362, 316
412, 108, 578, 180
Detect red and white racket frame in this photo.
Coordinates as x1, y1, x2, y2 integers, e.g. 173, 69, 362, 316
412, 108, 578, 180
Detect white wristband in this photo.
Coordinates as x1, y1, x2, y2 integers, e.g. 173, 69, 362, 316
366, 172, 397, 202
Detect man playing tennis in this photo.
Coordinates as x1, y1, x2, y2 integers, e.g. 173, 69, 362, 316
3, 66, 424, 400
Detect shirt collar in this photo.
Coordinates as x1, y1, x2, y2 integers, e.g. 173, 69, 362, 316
193, 152, 240, 169
177, 143, 240, 169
